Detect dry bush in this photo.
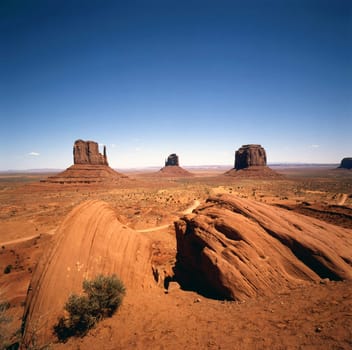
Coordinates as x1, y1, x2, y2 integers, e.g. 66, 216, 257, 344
54, 274, 125, 342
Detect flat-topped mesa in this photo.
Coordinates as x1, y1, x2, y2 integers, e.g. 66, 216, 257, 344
74, 139, 108, 166
165, 153, 179, 166
235, 144, 267, 170
338, 157, 352, 170
224, 144, 281, 178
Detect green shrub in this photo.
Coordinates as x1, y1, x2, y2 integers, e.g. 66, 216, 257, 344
54, 274, 125, 341
3, 265, 12, 274
83, 274, 125, 317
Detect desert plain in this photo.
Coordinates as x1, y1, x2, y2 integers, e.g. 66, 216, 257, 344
0, 165, 351, 349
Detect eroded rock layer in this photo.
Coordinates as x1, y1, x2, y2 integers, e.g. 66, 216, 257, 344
42, 140, 129, 184
235, 144, 267, 169
158, 165, 194, 177
22, 200, 155, 345
175, 194, 352, 300
74, 139, 108, 165
43, 164, 129, 184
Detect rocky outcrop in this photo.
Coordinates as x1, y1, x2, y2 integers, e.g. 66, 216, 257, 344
235, 144, 266, 169
338, 158, 352, 169
165, 154, 179, 166
73, 139, 108, 165
224, 144, 281, 178
153, 153, 194, 177
22, 200, 155, 346
174, 194, 352, 301
42, 140, 129, 184
43, 164, 129, 184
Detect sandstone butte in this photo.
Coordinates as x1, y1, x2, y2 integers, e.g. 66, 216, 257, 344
175, 194, 352, 300
22, 200, 155, 346
338, 157, 352, 170
21, 194, 352, 347
156, 153, 194, 177
43, 139, 129, 184
224, 144, 282, 178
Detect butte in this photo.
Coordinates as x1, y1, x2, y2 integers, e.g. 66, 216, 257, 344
338, 157, 352, 170
155, 153, 194, 177
224, 144, 282, 178
42, 139, 129, 184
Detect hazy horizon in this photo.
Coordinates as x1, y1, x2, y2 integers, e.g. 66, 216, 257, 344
1, 0, 351, 171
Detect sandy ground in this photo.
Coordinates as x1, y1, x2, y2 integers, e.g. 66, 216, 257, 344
0, 167, 351, 349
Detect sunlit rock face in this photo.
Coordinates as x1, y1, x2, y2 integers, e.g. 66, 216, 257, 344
174, 194, 352, 301
234, 144, 267, 170
73, 139, 108, 165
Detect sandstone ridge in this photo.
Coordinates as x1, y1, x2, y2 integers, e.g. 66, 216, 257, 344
175, 194, 352, 300
22, 200, 155, 346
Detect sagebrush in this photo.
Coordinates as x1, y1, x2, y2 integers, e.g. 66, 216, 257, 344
54, 274, 125, 341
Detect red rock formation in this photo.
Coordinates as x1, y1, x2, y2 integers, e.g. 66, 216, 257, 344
42, 140, 129, 184
154, 153, 194, 177
22, 200, 155, 346
175, 194, 352, 300
224, 144, 281, 178
235, 144, 266, 169
73, 139, 108, 165
165, 154, 179, 166
338, 158, 352, 169
158, 165, 194, 177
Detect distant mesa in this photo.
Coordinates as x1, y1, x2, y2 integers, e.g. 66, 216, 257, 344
165, 153, 179, 166
157, 153, 194, 177
74, 139, 108, 166
174, 194, 352, 301
42, 139, 129, 184
224, 144, 281, 178
235, 144, 266, 169
338, 157, 352, 170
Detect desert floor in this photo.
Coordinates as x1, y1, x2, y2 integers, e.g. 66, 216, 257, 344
0, 166, 351, 349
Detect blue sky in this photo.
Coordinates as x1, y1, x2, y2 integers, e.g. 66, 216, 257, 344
1, 0, 351, 170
